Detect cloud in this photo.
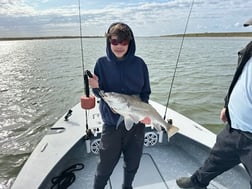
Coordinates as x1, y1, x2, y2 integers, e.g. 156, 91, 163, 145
0, 0, 252, 37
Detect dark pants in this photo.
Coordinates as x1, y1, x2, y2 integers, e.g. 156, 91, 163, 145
191, 124, 252, 188
93, 122, 145, 189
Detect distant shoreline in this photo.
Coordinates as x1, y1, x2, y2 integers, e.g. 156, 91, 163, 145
0, 32, 252, 41
161, 32, 252, 37
0, 36, 103, 41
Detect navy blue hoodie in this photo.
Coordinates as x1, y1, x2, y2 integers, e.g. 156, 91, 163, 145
92, 23, 151, 126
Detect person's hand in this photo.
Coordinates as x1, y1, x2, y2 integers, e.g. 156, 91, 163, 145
140, 117, 151, 125
88, 74, 99, 89
220, 107, 227, 123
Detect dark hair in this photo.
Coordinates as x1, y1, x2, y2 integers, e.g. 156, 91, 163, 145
105, 23, 132, 42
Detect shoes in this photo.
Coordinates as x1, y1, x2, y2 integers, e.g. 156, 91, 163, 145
176, 177, 207, 189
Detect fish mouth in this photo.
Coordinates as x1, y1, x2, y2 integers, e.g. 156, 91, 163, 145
99, 90, 107, 98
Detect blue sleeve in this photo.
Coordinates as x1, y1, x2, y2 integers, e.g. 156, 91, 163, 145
140, 62, 151, 103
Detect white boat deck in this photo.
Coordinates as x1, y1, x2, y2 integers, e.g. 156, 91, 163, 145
40, 132, 249, 189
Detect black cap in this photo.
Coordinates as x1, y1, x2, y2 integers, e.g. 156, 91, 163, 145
243, 18, 252, 27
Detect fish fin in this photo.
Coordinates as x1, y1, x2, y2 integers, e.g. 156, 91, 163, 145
167, 125, 179, 141
124, 117, 135, 131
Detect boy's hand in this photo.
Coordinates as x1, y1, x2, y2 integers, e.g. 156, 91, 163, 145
140, 117, 151, 125
89, 74, 99, 89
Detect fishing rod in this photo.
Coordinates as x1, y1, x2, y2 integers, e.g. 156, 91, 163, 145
163, 0, 194, 120
57, 1, 95, 185
78, 0, 95, 138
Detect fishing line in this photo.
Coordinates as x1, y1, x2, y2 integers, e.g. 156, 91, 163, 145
78, 0, 85, 85
163, 0, 195, 120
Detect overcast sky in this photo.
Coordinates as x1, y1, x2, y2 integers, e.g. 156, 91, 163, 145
1, 0, 252, 37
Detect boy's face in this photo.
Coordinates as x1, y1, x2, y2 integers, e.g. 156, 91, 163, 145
110, 36, 129, 59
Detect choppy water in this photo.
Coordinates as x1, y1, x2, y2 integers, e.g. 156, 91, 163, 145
0, 37, 250, 188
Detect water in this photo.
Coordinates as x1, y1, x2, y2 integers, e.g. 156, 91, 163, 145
0, 37, 250, 188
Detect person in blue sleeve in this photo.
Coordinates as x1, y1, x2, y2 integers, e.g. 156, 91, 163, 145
89, 22, 151, 189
